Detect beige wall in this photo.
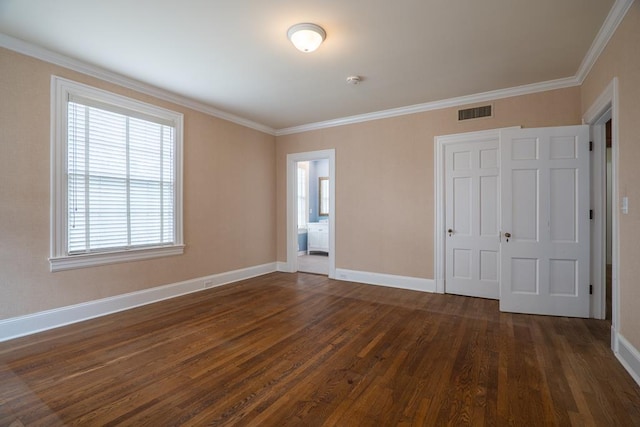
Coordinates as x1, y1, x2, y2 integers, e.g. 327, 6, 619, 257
0, 48, 276, 319
581, 3, 640, 349
276, 87, 583, 278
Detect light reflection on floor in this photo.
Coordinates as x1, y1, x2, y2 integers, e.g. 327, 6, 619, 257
298, 253, 328, 275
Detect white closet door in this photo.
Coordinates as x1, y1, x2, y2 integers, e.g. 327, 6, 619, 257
445, 138, 500, 299
499, 125, 590, 317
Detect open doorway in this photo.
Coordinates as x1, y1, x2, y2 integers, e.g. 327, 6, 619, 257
585, 78, 618, 340
605, 119, 613, 320
286, 149, 336, 278
296, 159, 330, 275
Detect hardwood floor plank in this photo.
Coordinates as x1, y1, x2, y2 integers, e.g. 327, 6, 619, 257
1, 272, 639, 426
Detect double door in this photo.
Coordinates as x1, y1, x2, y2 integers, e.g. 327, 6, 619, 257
444, 126, 590, 317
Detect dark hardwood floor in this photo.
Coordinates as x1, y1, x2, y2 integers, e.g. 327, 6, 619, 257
1, 272, 639, 426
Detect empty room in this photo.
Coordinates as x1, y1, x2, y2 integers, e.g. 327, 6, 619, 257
1, 0, 640, 425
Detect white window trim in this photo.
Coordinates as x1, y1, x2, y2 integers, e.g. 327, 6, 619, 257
297, 163, 308, 232
50, 76, 184, 272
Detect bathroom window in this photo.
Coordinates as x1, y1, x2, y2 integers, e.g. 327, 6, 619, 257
297, 163, 308, 230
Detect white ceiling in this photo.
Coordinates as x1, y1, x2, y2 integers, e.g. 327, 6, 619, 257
0, 0, 615, 131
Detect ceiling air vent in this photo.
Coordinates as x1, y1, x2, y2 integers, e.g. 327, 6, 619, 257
458, 105, 492, 121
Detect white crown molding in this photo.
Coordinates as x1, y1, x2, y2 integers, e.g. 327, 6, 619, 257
583, 78, 617, 124
0, 33, 276, 136
275, 0, 634, 136
0, 262, 277, 342
2, 0, 633, 138
575, 0, 635, 83
275, 76, 579, 136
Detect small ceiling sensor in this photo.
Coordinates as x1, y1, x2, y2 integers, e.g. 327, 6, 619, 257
346, 75, 362, 85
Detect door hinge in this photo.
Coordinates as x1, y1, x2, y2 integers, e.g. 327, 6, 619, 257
590, 284, 593, 295
589, 141, 593, 151
590, 209, 594, 220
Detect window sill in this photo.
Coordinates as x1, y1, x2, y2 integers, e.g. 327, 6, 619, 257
49, 244, 185, 272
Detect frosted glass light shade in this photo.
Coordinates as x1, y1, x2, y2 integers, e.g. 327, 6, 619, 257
287, 23, 326, 53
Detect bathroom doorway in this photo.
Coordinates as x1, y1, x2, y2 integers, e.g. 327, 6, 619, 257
296, 160, 330, 275
286, 150, 336, 278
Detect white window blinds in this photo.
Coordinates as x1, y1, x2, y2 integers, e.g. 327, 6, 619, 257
67, 97, 176, 254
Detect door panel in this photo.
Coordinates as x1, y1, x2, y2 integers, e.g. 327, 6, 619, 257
480, 250, 498, 281
445, 138, 499, 299
453, 177, 472, 235
499, 125, 590, 317
550, 169, 576, 241
511, 169, 538, 241
453, 249, 471, 279
511, 258, 538, 293
480, 175, 498, 236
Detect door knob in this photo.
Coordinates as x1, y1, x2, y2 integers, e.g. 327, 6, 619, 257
448, 228, 453, 236
504, 232, 511, 242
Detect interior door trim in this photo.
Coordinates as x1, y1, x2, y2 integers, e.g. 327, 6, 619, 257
583, 77, 619, 327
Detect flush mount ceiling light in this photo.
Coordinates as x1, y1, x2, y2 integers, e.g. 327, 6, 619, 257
287, 23, 326, 53
346, 75, 362, 85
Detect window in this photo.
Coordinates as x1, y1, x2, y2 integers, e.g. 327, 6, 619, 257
50, 77, 184, 271
297, 163, 308, 229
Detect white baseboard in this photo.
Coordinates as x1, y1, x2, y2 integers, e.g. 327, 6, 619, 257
334, 268, 436, 293
276, 261, 293, 273
613, 328, 640, 388
0, 262, 276, 342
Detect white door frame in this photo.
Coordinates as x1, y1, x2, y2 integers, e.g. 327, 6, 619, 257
583, 78, 619, 328
434, 127, 519, 294
286, 149, 336, 278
